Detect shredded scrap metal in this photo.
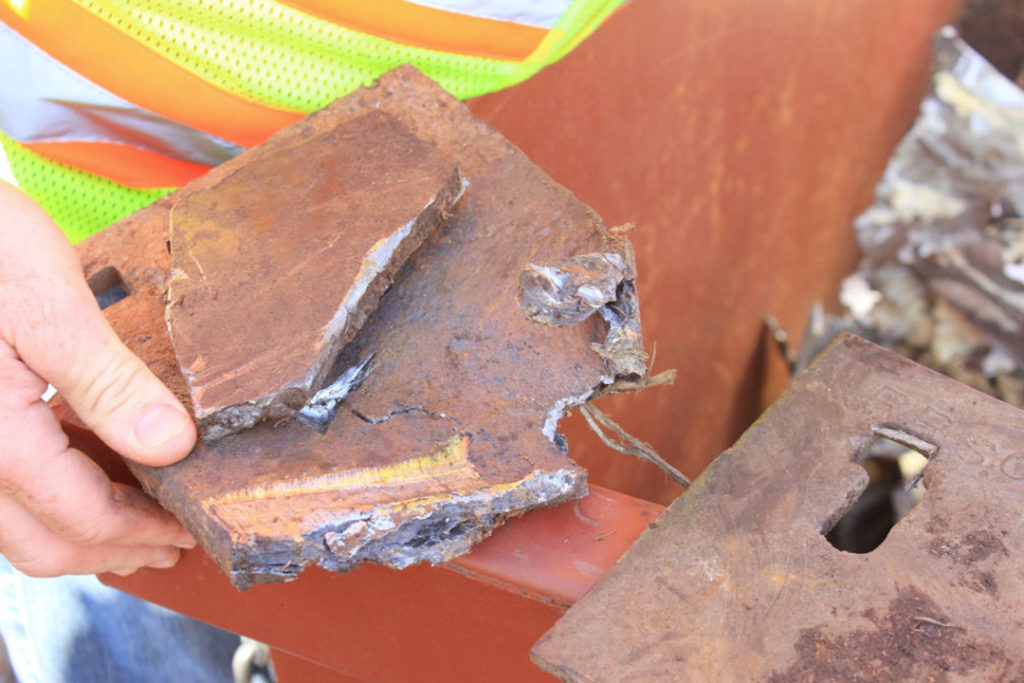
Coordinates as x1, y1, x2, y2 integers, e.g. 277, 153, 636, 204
534, 335, 1024, 680
837, 28, 1024, 406
518, 232, 648, 377
66, 68, 656, 589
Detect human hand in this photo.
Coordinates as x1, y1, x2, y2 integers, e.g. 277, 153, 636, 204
0, 181, 197, 577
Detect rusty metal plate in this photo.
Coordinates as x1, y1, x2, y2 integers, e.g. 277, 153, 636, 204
167, 110, 463, 441
70, 68, 639, 589
468, 1, 963, 508
533, 334, 1024, 680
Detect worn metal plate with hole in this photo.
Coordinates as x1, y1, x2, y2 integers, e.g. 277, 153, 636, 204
533, 334, 1024, 681
66, 68, 643, 589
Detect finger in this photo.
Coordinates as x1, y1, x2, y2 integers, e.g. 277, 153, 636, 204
0, 182, 196, 466
0, 495, 181, 577
0, 354, 195, 548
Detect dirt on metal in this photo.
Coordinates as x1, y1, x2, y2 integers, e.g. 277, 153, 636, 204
773, 587, 1014, 682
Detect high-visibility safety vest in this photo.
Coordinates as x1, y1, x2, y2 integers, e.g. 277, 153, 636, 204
0, 0, 623, 243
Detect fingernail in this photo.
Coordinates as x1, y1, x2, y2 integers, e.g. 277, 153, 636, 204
147, 556, 179, 569
135, 404, 190, 448
175, 536, 197, 550
111, 568, 136, 577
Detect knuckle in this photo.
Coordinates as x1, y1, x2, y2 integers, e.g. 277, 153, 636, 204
48, 493, 123, 546
0, 354, 47, 409
0, 400, 71, 482
59, 487, 163, 547
57, 513, 111, 546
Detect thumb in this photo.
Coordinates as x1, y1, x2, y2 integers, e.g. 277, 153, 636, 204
52, 321, 197, 467
0, 182, 196, 466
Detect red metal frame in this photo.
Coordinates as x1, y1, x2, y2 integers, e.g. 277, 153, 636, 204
104, 486, 663, 681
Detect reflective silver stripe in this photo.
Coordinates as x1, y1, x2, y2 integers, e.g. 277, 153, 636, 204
0, 21, 243, 166
0, 142, 16, 187
404, 0, 572, 28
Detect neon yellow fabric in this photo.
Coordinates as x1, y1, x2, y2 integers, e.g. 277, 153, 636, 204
527, 0, 621, 66
1, 131, 171, 245
72, 0, 621, 107
7, 0, 623, 241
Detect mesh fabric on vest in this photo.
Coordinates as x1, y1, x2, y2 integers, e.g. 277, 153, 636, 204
72, 0, 619, 107
19, 0, 622, 240
1, 132, 171, 245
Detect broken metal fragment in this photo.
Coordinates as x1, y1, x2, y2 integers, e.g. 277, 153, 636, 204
534, 334, 1024, 680
592, 282, 646, 376
519, 236, 648, 377
519, 251, 633, 326
166, 110, 464, 442
72, 67, 652, 589
296, 354, 375, 433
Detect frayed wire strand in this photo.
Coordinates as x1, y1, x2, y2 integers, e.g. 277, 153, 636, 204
579, 403, 691, 489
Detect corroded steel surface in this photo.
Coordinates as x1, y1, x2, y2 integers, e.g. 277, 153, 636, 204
469, 0, 964, 506
534, 334, 1024, 680
73, 68, 638, 588
167, 110, 463, 442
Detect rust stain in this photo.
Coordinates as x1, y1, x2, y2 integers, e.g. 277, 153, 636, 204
534, 335, 1024, 680
770, 588, 1016, 682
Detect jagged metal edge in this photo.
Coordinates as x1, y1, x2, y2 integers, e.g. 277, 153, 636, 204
226, 467, 587, 589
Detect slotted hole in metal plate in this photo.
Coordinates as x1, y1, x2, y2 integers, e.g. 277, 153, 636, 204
88, 266, 130, 310
825, 431, 931, 554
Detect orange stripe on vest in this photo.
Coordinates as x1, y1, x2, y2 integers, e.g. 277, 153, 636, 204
0, 0, 301, 149
281, 0, 545, 61
22, 141, 212, 188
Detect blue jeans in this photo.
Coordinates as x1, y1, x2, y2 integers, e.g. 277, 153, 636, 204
0, 555, 239, 683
